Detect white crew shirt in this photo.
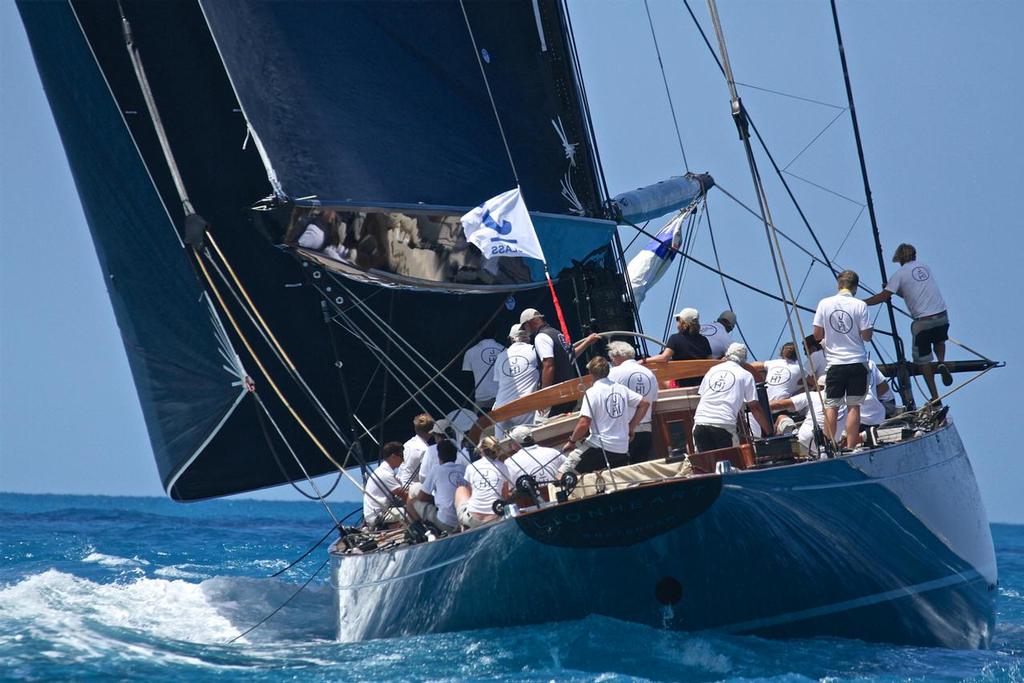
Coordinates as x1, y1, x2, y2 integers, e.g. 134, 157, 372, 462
506, 445, 565, 487
763, 358, 802, 402
397, 434, 431, 485
462, 339, 504, 402
608, 359, 658, 427
813, 291, 871, 365
421, 461, 466, 528
700, 321, 734, 359
885, 260, 947, 319
694, 360, 757, 426
465, 458, 512, 516
789, 391, 845, 456
807, 350, 827, 379
297, 224, 325, 250
533, 332, 555, 361
858, 360, 889, 426
362, 461, 401, 523
492, 342, 540, 408
580, 378, 644, 454
418, 443, 471, 483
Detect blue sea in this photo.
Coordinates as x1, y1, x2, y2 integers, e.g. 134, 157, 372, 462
1, 493, 1021, 682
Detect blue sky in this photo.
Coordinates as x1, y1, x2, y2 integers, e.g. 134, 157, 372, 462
2, 1, 1022, 519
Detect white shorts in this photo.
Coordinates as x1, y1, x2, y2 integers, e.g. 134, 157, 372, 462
368, 507, 404, 528
457, 502, 494, 529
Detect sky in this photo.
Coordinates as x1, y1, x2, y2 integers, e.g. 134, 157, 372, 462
1, 1, 1022, 519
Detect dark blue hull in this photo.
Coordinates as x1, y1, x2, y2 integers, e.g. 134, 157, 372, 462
330, 423, 997, 647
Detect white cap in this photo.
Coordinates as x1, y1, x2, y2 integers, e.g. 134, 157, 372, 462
724, 342, 748, 363
718, 310, 737, 326
675, 307, 699, 323
509, 425, 534, 444
431, 418, 451, 435
508, 323, 522, 339
519, 308, 544, 325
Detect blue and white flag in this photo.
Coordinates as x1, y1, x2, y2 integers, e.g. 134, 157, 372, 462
626, 211, 686, 305
460, 187, 546, 262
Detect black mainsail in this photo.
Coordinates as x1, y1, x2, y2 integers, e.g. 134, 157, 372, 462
17, 0, 647, 499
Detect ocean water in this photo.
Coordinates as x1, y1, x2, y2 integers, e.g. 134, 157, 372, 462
0, 493, 1021, 682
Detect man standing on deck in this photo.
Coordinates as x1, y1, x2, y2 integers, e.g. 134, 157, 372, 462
701, 310, 738, 359
607, 341, 659, 463
813, 270, 873, 449
692, 343, 771, 452
518, 307, 599, 416
461, 332, 503, 411
491, 324, 540, 439
559, 357, 649, 474
397, 413, 434, 486
642, 308, 712, 388
863, 243, 952, 404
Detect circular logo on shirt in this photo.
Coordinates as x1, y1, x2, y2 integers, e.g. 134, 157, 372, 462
604, 390, 626, 418
767, 366, 792, 386
700, 324, 717, 336
627, 372, 651, 396
446, 471, 465, 488
481, 347, 499, 366
829, 310, 854, 334
912, 266, 929, 282
502, 355, 530, 377
707, 370, 735, 393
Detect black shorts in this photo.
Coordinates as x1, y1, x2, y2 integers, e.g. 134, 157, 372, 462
824, 362, 868, 408
911, 312, 950, 362
628, 432, 654, 464
693, 425, 734, 453
577, 447, 629, 474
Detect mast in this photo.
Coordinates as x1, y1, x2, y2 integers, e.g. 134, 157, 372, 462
829, 0, 915, 409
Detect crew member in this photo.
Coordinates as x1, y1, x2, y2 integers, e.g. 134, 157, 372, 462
397, 413, 434, 485
607, 341, 659, 463
560, 357, 649, 474
769, 377, 839, 458
518, 308, 599, 415
461, 333, 504, 411
692, 343, 771, 452
645, 308, 713, 363
855, 358, 892, 431
701, 310, 738, 359
455, 435, 512, 530
491, 324, 540, 438
409, 439, 465, 534
813, 270, 873, 449
755, 342, 803, 403
362, 442, 407, 529
418, 419, 472, 483
863, 243, 951, 403
505, 425, 565, 496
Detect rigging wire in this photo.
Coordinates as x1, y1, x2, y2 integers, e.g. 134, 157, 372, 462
227, 557, 330, 644
733, 81, 845, 110
458, 0, 519, 185
271, 507, 363, 579
643, 0, 690, 171
704, 199, 757, 359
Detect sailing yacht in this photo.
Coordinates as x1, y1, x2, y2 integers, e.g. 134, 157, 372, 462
17, 0, 999, 647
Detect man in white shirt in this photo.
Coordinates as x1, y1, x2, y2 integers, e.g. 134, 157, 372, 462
560, 357, 649, 475
856, 359, 892, 430
492, 324, 540, 438
418, 424, 473, 483
455, 436, 512, 529
700, 310, 738, 359
754, 342, 803, 403
864, 243, 951, 403
504, 425, 565, 495
409, 439, 465, 533
770, 378, 841, 458
461, 336, 504, 411
362, 442, 408, 529
397, 413, 434, 486
693, 343, 771, 452
813, 270, 873, 449
607, 341, 659, 463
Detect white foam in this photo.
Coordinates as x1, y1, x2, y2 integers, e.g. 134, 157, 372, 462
82, 552, 150, 568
